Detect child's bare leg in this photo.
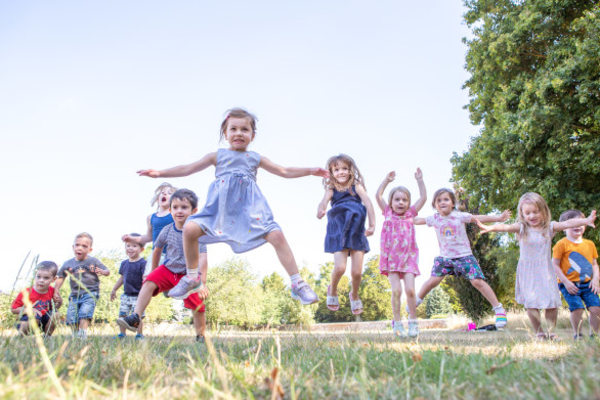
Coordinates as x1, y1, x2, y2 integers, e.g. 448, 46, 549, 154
349, 250, 364, 299
388, 273, 403, 322
469, 279, 500, 308
588, 306, 600, 335
545, 308, 558, 335
137, 320, 144, 335
46, 317, 57, 336
79, 319, 90, 331
264, 230, 300, 276
404, 273, 417, 319
193, 311, 206, 337
526, 308, 543, 334
18, 321, 30, 336
183, 223, 206, 276
417, 276, 444, 300
134, 281, 158, 316
330, 251, 348, 297
570, 309, 584, 336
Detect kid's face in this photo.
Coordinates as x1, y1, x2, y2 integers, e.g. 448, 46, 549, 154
73, 237, 93, 261
435, 192, 454, 216
391, 191, 410, 215
125, 241, 143, 260
34, 270, 55, 292
565, 218, 586, 240
225, 117, 255, 151
170, 198, 197, 226
331, 162, 351, 185
158, 187, 175, 209
521, 202, 542, 227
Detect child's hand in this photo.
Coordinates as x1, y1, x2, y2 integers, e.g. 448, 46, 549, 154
137, 169, 161, 178
498, 210, 511, 222
365, 225, 375, 236
475, 219, 492, 234
110, 290, 117, 301
564, 280, 579, 295
586, 210, 596, 228
385, 171, 395, 182
122, 234, 139, 243
197, 286, 210, 300
591, 279, 600, 295
414, 168, 423, 181
311, 168, 329, 178
317, 208, 326, 219
53, 293, 62, 309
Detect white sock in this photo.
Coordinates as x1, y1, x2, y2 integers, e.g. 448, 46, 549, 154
187, 268, 199, 279
290, 273, 301, 286
415, 296, 423, 306
493, 303, 505, 313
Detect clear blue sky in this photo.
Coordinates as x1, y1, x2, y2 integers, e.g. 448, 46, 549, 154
0, 1, 479, 291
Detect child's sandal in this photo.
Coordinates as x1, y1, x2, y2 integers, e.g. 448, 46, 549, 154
535, 332, 548, 341
326, 285, 340, 311
349, 292, 363, 315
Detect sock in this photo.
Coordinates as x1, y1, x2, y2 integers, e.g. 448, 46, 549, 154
290, 273, 302, 286
187, 268, 199, 279
415, 296, 423, 306
493, 303, 505, 313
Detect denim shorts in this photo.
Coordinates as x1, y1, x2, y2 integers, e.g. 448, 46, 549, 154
559, 281, 600, 311
66, 292, 99, 324
119, 294, 145, 318
431, 255, 486, 280
16, 313, 51, 332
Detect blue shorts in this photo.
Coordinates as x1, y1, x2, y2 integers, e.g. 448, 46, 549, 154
16, 313, 51, 332
558, 282, 600, 311
66, 292, 99, 324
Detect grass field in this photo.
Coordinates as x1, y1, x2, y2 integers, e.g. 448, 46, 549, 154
1, 314, 600, 399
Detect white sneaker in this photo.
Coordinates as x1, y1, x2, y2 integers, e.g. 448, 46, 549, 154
405, 297, 423, 314
392, 320, 407, 338
408, 320, 419, 338
290, 281, 319, 305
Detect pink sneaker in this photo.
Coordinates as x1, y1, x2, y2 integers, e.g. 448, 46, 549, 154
290, 281, 319, 305
168, 275, 203, 300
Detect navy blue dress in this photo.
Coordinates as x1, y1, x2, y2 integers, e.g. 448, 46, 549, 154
324, 186, 370, 253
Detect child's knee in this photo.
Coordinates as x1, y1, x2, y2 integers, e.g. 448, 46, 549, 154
351, 269, 362, 281
405, 287, 416, 298
183, 222, 202, 239
266, 230, 285, 246
391, 288, 402, 299
470, 279, 485, 289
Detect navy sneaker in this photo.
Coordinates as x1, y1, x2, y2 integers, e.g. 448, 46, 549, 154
117, 313, 141, 332
135, 333, 144, 340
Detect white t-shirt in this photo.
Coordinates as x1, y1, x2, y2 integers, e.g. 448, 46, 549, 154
425, 211, 473, 258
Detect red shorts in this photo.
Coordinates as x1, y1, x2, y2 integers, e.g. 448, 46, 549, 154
145, 265, 205, 313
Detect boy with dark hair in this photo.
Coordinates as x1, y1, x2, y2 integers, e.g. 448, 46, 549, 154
117, 189, 208, 341
11, 261, 62, 336
111, 233, 147, 339
553, 209, 600, 339
54, 232, 110, 339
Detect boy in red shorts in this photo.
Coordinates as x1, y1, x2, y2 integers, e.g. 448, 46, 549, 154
117, 189, 208, 341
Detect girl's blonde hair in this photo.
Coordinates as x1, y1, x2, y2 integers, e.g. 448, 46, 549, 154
517, 192, 551, 237
151, 182, 177, 207
219, 108, 258, 141
388, 186, 411, 208
431, 188, 457, 210
323, 154, 365, 193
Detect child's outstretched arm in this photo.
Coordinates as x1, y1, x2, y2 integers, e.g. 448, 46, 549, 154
356, 184, 376, 236
259, 157, 328, 178
475, 219, 520, 234
412, 168, 427, 212
472, 209, 511, 224
138, 152, 217, 178
375, 171, 394, 213
553, 210, 596, 232
110, 276, 124, 301
122, 215, 153, 244
317, 188, 333, 219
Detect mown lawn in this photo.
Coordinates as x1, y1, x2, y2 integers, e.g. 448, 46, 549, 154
1, 318, 599, 399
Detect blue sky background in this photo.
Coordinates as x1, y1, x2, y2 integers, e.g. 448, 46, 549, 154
0, 1, 480, 292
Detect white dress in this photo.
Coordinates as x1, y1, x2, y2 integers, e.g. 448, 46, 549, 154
515, 222, 562, 309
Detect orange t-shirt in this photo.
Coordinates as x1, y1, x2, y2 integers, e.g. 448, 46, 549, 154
552, 238, 598, 283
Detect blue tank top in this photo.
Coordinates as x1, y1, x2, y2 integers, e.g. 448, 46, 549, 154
151, 213, 174, 244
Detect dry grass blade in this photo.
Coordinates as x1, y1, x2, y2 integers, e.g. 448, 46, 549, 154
265, 367, 285, 400
486, 360, 516, 375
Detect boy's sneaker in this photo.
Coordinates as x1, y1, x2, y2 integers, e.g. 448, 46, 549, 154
168, 276, 203, 300
135, 333, 144, 340
117, 313, 141, 332
76, 330, 87, 340
196, 335, 205, 343
406, 297, 423, 314
408, 320, 419, 338
392, 320, 407, 338
114, 333, 126, 339
290, 280, 319, 305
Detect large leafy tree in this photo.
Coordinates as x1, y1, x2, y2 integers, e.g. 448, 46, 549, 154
454, 0, 600, 244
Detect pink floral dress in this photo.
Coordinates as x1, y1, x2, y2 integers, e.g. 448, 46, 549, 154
379, 205, 420, 276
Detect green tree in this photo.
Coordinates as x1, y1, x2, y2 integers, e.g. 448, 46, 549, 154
424, 287, 453, 318
455, 0, 600, 243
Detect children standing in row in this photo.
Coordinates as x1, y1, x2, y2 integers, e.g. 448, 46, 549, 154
54, 233, 110, 339
11, 261, 62, 336
318, 154, 375, 315
111, 233, 147, 339
478, 193, 596, 338
137, 108, 328, 304
117, 189, 208, 341
376, 168, 426, 337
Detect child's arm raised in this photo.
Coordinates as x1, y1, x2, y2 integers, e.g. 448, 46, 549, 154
552, 210, 596, 232
259, 157, 328, 179
356, 184, 376, 236
375, 171, 394, 213
110, 276, 124, 301
122, 215, 153, 244
317, 188, 333, 219
412, 168, 427, 212
475, 219, 520, 234
472, 209, 511, 224
138, 152, 217, 178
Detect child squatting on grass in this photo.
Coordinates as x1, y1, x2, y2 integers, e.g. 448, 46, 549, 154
375, 168, 426, 338
117, 189, 207, 342
552, 209, 600, 339
477, 193, 596, 339
11, 261, 62, 336
412, 188, 511, 329
318, 154, 376, 316
54, 232, 110, 339
111, 233, 147, 339
136, 108, 328, 304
